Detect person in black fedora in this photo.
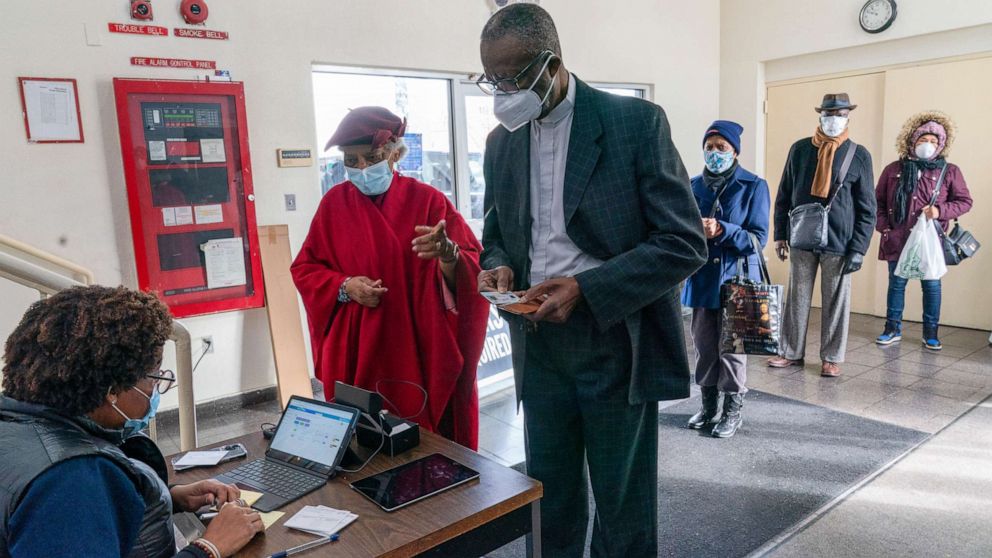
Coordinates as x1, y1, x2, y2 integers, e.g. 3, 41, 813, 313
768, 93, 876, 378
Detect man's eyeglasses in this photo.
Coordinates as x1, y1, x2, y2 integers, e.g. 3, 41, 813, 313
145, 369, 176, 394
476, 50, 554, 95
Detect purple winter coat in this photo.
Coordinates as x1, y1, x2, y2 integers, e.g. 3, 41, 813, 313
875, 161, 973, 261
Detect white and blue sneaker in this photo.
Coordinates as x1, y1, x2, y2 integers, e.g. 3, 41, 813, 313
922, 326, 942, 351
876, 322, 902, 346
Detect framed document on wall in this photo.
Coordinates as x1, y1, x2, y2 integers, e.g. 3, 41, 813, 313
18, 77, 84, 143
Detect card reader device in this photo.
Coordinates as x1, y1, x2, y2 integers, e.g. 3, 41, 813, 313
334, 381, 420, 457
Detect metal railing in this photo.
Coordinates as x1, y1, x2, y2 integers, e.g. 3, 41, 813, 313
0, 236, 198, 450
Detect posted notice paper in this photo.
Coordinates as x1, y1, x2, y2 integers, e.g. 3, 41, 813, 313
200, 138, 226, 163
203, 237, 247, 289
21, 79, 81, 141
174, 206, 194, 226
194, 204, 223, 224
163, 206, 194, 227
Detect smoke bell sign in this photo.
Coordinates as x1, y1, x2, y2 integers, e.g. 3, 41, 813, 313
131, 57, 217, 70
174, 28, 229, 40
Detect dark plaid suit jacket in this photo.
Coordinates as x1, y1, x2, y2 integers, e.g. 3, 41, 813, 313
481, 77, 707, 404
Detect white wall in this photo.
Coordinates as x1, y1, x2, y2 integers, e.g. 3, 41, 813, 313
0, 0, 719, 410
720, 0, 992, 173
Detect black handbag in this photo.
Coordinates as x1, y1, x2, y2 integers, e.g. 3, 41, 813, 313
928, 166, 980, 266
936, 220, 981, 265
719, 234, 782, 356
787, 142, 858, 251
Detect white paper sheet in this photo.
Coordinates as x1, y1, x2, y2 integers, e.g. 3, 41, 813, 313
174, 206, 194, 226
200, 138, 226, 163
149, 140, 167, 161
21, 79, 81, 141
285, 505, 358, 537
162, 207, 177, 227
194, 204, 223, 224
173, 450, 226, 468
203, 237, 247, 289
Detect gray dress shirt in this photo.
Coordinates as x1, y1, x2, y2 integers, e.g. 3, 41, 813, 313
529, 73, 603, 286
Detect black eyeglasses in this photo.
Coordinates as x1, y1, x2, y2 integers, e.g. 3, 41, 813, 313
145, 369, 176, 394
476, 50, 554, 95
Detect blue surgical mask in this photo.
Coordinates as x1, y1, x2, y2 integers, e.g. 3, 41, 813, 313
704, 150, 735, 174
113, 387, 160, 437
346, 160, 394, 196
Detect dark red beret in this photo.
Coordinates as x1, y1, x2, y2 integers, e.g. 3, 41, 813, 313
324, 106, 407, 151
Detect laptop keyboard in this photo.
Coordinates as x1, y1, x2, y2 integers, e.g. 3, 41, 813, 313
223, 459, 325, 499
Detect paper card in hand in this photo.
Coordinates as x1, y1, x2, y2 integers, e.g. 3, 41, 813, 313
481, 291, 521, 305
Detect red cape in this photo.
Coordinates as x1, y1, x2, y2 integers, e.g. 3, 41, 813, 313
291, 174, 489, 449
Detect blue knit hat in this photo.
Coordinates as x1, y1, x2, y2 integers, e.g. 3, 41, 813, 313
703, 120, 744, 155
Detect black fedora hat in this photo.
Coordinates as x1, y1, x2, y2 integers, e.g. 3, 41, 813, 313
815, 93, 858, 113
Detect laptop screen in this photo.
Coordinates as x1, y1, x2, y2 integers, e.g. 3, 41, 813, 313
267, 398, 357, 475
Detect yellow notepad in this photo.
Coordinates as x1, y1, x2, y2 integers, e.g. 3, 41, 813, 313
240, 490, 285, 529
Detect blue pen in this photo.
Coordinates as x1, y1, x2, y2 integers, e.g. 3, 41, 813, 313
267, 533, 339, 558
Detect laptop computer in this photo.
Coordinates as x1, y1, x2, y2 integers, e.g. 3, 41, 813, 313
215, 396, 360, 512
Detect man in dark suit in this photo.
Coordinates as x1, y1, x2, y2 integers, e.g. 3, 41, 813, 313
476, 5, 707, 556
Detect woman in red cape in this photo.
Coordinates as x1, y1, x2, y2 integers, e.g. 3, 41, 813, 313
291, 107, 489, 449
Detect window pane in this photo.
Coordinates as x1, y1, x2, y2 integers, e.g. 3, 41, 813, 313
597, 87, 645, 99
463, 90, 500, 220
312, 72, 453, 203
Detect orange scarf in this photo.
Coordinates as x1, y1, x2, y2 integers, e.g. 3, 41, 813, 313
810, 127, 850, 198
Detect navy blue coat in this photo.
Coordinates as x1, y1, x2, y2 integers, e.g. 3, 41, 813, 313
682, 165, 771, 309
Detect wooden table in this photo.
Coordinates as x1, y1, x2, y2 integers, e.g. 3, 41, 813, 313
169, 430, 542, 557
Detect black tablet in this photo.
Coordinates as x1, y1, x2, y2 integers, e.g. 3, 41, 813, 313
349, 453, 480, 512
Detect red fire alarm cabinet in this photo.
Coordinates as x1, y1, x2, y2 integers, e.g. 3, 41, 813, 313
113, 79, 264, 318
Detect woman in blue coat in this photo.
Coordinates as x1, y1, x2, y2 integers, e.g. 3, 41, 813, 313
681, 120, 770, 438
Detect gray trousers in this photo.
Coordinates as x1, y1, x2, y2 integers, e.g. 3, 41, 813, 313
781, 248, 852, 363
521, 308, 657, 558
691, 307, 748, 393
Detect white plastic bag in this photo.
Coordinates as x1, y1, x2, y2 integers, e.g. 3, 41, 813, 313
895, 212, 948, 280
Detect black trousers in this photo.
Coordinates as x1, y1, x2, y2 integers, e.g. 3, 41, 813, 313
520, 309, 658, 558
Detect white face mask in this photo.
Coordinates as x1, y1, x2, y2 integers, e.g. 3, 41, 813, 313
914, 142, 938, 160
492, 56, 555, 132
819, 116, 848, 138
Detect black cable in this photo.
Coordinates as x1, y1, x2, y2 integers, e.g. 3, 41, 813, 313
260, 422, 277, 439
337, 412, 386, 474
374, 379, 428, 421
191, 339, 211, 373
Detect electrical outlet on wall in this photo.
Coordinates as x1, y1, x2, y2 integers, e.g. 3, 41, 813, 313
284, 194, 297, 211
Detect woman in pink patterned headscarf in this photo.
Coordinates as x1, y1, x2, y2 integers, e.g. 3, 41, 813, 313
874, 111, 973, 351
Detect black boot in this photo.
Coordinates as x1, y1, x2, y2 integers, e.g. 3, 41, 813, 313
687, 386, 720, 429
712, 392, 744, 438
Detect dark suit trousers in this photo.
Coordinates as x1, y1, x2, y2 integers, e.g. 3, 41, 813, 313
521, 309, 658, 558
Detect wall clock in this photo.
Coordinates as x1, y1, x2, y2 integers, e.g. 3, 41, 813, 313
487, 0, 539, 14
860, 0, 897, 34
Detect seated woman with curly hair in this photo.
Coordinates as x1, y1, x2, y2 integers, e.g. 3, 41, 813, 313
1, 286, 261, 558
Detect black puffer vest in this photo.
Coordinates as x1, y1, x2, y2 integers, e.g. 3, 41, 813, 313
0, 396, 175, 558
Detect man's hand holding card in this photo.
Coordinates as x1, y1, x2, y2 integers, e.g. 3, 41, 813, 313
480, 291, 545, 315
